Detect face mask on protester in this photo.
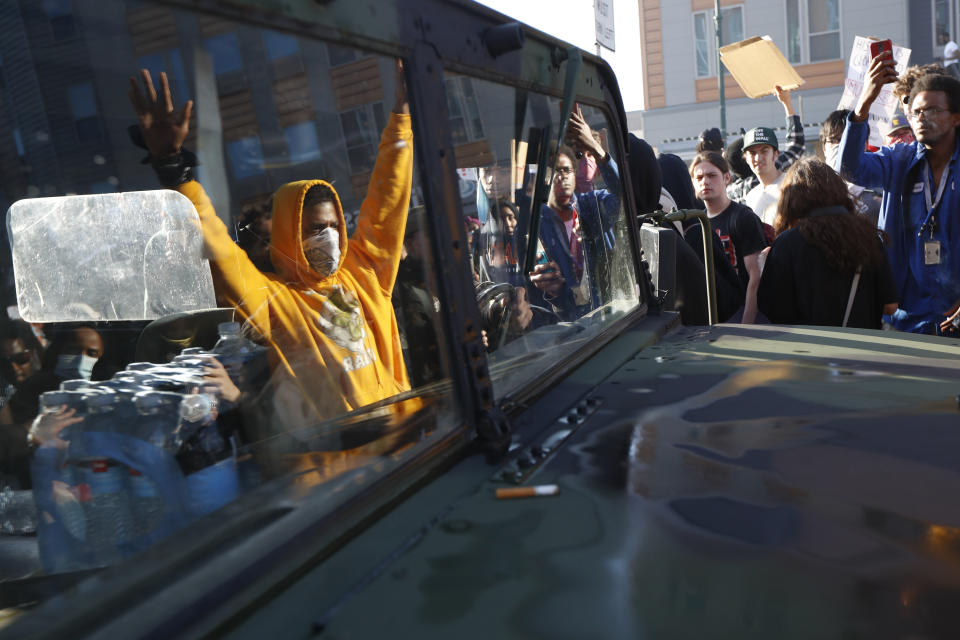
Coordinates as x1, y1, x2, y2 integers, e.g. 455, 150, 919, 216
55, 354, 98, 381
575, 154, 598, 192
823, 142, 840, 170
302, 226, 341, 277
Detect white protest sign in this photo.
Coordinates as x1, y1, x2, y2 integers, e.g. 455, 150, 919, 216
837, 36, 911, 148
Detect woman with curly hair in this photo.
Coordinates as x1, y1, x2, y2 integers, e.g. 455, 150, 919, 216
758, 159, 899, 328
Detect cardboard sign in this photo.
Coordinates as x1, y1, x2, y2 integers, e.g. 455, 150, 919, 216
837, 36, 911, 148
719, 36, 804, 98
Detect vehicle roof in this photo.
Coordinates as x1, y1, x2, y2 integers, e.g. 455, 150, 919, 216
228, 321, 960, 638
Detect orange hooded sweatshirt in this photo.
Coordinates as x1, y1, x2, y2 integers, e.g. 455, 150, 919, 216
175, 113, 413, 426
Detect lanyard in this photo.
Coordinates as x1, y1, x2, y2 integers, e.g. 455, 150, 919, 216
921, 161, 950, 236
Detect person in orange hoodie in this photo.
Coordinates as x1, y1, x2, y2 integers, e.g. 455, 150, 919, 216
129, 63, 413, 430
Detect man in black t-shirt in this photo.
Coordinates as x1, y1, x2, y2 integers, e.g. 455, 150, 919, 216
690, 151, 767, 323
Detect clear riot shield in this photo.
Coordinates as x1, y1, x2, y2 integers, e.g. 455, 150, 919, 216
6, 190, 217, 322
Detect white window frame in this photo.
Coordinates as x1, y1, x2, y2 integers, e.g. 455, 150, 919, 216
932, 0, 958, 60
785, 0, 843, 65
692, 5, 745, 79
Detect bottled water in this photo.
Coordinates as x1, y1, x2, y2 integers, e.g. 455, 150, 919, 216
84, 459, 133, 566
212, 321, 267, 388
176, 386, 239, 517
135, 391, 182, 451
180, 346, 207, 355
60, 379, 95, 392
81, 392, 133, 565
128, 468, 163, 539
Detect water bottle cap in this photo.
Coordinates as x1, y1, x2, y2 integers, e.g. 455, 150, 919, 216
85, 391, 117, 409
134, 390, 181, 411
60, 379, 94, 391
180, 393, 214, 422
173, 357, 207, 369
39, 391, 70, 408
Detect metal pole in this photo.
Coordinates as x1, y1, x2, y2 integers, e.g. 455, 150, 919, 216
715, 0, 726, 139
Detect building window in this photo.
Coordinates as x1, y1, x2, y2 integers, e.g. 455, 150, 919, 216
43, 0, 76, 41
227, 136, 264, 179
327, 43, 357, 67
934, 0, 956, 59
444, 77, 485, 144
787, 0, 841, 64
284, 121, 321, 164
263, 31, 299, 60
137, 50, 190, 102
205, 33, 243, 75
339, 103, 385, 174
692, 6, 744, 78
694, 13, 710, 77
67, 82, 102, 142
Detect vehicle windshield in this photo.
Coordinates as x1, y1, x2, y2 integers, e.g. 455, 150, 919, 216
0, 0, 640, 619
450, 77, 640, 398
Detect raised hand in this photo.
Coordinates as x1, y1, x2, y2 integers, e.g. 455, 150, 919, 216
393, 59, 409, 115
854, 51, 898, 122
128, 69, 193, 157
29, 407, 82, 450
774, 85, 794, 116
565, 105, 606, 162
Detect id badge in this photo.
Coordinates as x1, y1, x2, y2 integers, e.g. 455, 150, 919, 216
924, 240, 942, 265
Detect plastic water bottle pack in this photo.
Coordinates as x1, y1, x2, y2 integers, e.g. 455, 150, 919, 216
30, 341, 255, 572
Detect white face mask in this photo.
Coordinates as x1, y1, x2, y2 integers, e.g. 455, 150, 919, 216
55, 354, 98, 380
302, 227, 340, 277
823, 142, 840, 170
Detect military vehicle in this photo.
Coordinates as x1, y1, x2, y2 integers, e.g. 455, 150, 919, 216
1, 1, 960, 638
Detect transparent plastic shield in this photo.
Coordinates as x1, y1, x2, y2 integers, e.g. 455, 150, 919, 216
6, 190, 216, 322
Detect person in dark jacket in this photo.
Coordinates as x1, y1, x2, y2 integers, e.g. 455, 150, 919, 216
657, 153, 700, 210
758, 159, 899, 328
630, 136, 743, 323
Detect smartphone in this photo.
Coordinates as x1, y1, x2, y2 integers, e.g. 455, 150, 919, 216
870, 39, 892, 58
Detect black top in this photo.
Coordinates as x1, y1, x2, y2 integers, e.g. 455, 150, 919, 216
758, 227, 899, 329
708, 201, 767, 292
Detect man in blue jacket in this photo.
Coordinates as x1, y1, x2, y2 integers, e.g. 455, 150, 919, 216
529, 108, 620, 320
838, 50, 960, 335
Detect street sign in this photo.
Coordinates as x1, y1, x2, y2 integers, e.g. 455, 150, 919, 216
595, 0, 615, 51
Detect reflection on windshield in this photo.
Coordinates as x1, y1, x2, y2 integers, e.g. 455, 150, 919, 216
452, 77, 639, 394
0, 2, 458, 606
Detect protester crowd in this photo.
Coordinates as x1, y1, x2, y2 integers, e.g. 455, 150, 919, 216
3, 43, 960, 491
631, 49, 960, 337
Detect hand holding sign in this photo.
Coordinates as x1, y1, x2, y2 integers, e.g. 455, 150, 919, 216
837, 36, 911, 148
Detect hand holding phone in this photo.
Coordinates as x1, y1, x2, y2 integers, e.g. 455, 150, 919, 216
869, 39, 892, 59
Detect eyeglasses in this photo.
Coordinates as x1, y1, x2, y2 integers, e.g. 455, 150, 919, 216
4, 351, 32, 366
909, 106, 949, 120
552, 166, 575, 178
